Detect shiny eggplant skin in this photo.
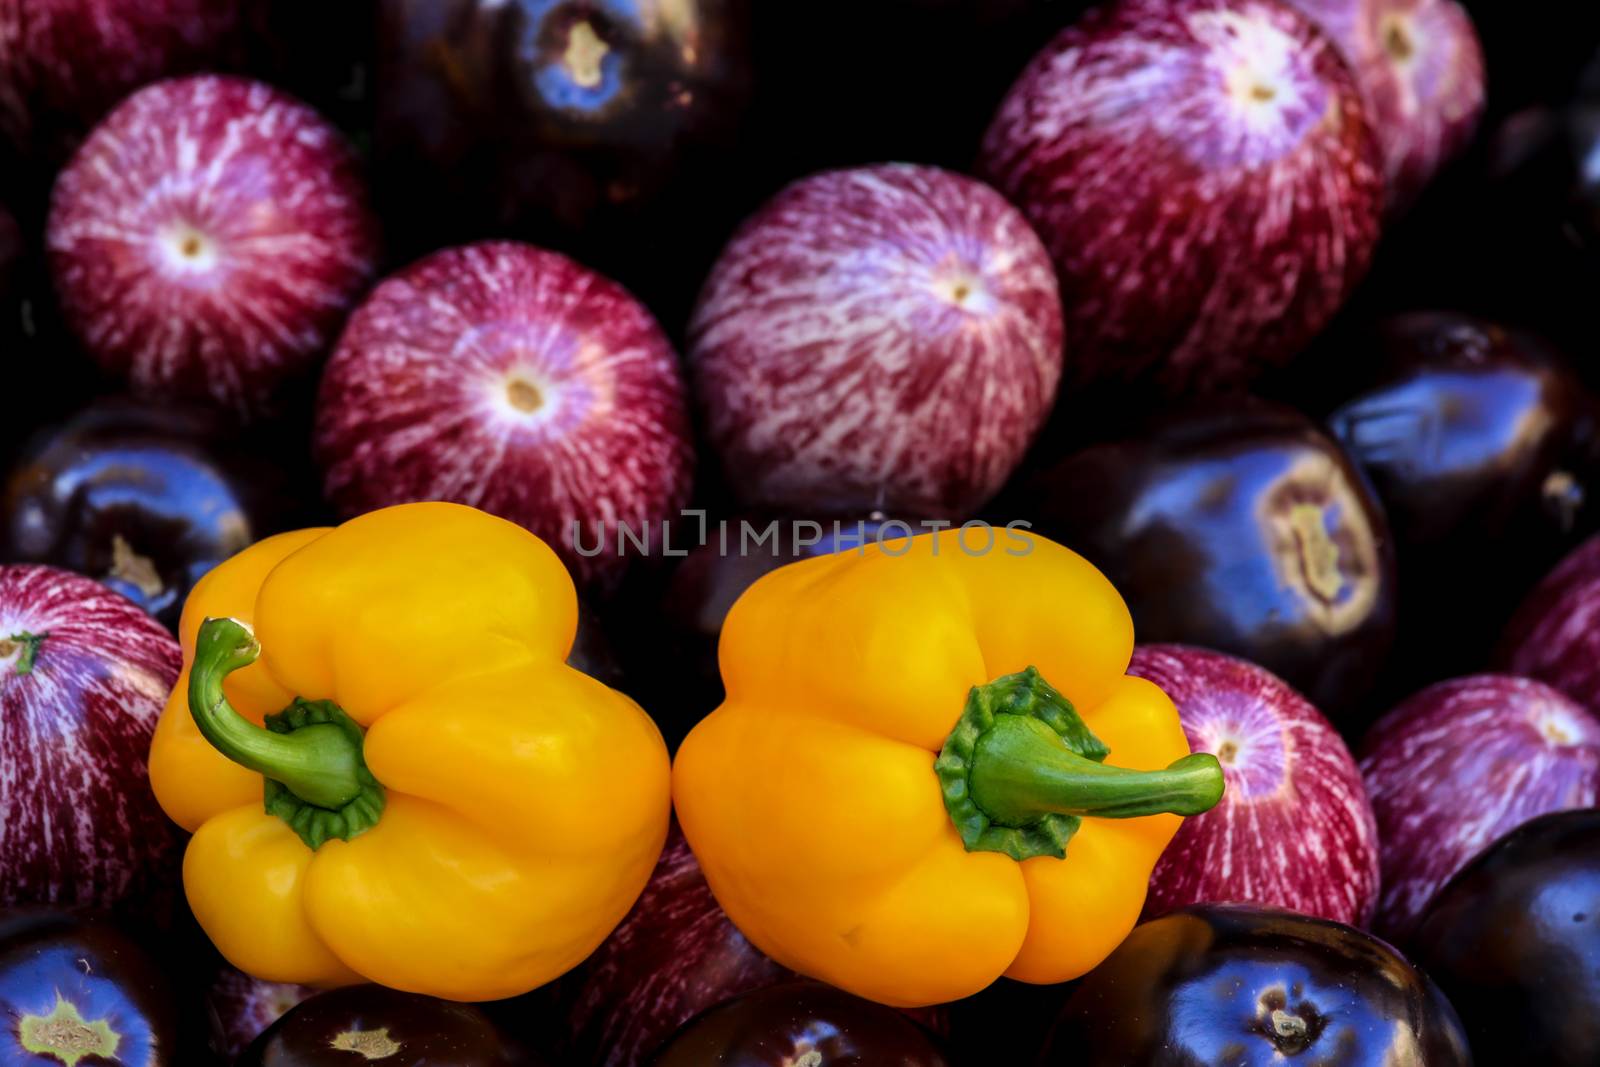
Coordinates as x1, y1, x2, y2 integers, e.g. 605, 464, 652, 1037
1327, 314, 1600, 683
1326, 313, 1600, 591
1037, 905, 1470, 1067
0, 909, 178, 1066
239, 984, 532, 1066
1020, 399, 1397, 718
1411, 809, 1600, 1067
652, 981, 950, 1067
0, 399, 293, 629
373, 0, 750, 284
1328, 313, 1600, 553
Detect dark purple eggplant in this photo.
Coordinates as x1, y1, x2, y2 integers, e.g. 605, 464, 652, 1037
0, 565, 181, 913
1, 398, 303, 629
651, 981, 950, 1067
1411, 809, 1600, 1066
373, 0, 752, 311
0, 909, 178, 1065
1020, 398, 1397, 718
564, 823, 789, 1066
1037, 904, 1470, 1066
1328, 313, 1600, 553
1325, 313, 1600, 681
239, 984, 533, 1066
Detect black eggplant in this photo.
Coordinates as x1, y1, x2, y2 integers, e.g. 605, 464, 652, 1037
373, 0, 752, 313
238, 984, 534, 1066
1019, 399, 1397, 719
1329, 313, 1600, 551
652, 981, 949, 1067
1038, 904, 1470, 1066
1326, 312, 1600, 681
0, 399, 301, 628
1411, 809, 1600, 1067
0, 909, 177, 1066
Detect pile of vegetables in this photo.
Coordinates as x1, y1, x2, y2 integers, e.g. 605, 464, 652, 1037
2, 0, 1600, 1064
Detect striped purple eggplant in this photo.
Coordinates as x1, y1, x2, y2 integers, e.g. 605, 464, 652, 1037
0, 565, 181, 912
1282, 0, 1485, 212
206, 964, 314, 1060
1498, 535, 1600, 712
47, 75, 378, 418
562, 824, 790, 1067
688, 163, 1063, 519
977, 0, 1384, 394
315, 240, 696, 592
1130, 644, 1380, 926
1358, 674, 1600, 942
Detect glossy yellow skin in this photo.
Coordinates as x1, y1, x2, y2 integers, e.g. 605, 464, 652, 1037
148, 503, 672, 1001
672, 529, 1193, 1007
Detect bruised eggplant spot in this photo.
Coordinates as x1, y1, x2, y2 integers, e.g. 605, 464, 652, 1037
332, 1026, 403, 1058
1256, 985, 1325, 1055
109, 535, 165, 600
1262, 455, 1380, 636
564, 21, 611, 88
17, 995, 120, 1066
1287, 503, 1344, 602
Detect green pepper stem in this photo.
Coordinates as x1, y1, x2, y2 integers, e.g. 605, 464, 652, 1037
189, 618, 363, 809
936, 666, 1225, 861
970, 714, 1224, 824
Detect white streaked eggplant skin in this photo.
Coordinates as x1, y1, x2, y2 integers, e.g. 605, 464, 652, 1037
688, 163, 1063, 520
1499, 535, 1600, 713
1130, 644, 1381, 927
0, 564, 181, 912
1359, 673, 1600, 943
978, 0, 1384, 395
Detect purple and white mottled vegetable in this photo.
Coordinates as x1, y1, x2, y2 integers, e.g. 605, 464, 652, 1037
1130, 645, 1380, 926
315, 240, 696, 591
0, 0, 243, 161
46, 75, 378, 417
977, 0, 1384, 393
688, 163, 1063, 518
0, 565, 181, 910
563, 825, 790, 1066
1358, 674, 1600, 943
206, 964, 315, 1060
1498, 535, 1600, 713
1282, 0, 1484, 212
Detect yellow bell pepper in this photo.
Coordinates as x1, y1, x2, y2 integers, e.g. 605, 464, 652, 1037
148, 502, 671, 1001
673, 529, 1223, 1007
